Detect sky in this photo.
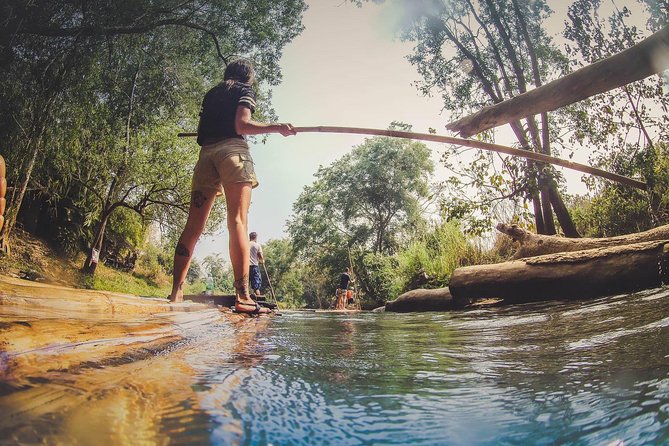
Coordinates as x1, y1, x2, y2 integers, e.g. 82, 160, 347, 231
195, 1, 451, 260
192, 0, 641, 262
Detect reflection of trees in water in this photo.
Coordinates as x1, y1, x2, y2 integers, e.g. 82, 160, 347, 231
276, 314, 459, 394
331, 320, 358, 384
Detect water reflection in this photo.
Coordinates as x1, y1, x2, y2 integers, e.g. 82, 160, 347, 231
1, 288, 668, 445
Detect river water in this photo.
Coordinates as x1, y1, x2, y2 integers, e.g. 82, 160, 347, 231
2, 288, 669, 445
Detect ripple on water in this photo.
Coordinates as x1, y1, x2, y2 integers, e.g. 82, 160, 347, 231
2, 289, 669, 445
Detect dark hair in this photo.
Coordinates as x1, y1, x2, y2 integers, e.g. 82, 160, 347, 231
224, 59, 255, 85
249, 232, 258, 240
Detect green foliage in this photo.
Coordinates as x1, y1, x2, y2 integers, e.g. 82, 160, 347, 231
563, 0, 669, 169
186, 258, 203, 284
298, 263, 334, 309
568, 142, 669, 237
393, 221, 468, 292
92, 263, 170, 298
106, 207, 145, 255
202, 254, 234, 294
262, 238, 305, 307
356, 252, 398, 307
134, 243, 170, 288
271, 267, 306, 309
387, 0, 576, 233
0, 0, 307, 270
286, 128, 437, 307
289, 130, 434, 257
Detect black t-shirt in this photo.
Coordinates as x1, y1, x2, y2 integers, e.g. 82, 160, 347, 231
197, 81, 256, 146
339, 272, 351, 290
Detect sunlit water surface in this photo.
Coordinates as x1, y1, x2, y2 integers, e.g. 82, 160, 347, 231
3, 288, 669, 445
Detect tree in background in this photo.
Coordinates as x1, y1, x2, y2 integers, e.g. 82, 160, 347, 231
186, 258, 203, 285
262, 238, 305, 308
202, 254, 234, 294
563, 0, 669, 233
0, 0, 307, 262
288, 124, 436, 303
353, 0, 578, 236
568, 142, 669, 237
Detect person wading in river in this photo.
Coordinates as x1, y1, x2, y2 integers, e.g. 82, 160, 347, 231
168, 59, 295, 314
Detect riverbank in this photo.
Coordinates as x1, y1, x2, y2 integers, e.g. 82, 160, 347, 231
0, 228, 174, 297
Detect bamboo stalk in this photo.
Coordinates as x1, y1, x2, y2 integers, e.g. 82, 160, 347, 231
177, 126, 647, 190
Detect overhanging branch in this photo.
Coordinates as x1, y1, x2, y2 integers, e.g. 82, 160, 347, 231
446, 25, 669, 137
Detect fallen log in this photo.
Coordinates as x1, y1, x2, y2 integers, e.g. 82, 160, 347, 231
449, 240, 669, 304
446, 25, 669, 137
385, 287, 459, 312
498, 222, 669, 259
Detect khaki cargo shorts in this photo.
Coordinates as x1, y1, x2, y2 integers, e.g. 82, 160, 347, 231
192, 138, 259, 195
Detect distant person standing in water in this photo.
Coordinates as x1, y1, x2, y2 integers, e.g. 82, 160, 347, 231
335, 267, 353, 309
249, 232, 264, 297
168, 59, 295, 315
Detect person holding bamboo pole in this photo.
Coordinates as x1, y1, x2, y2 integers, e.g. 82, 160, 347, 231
168, 59, 295, 314
248, 231, 264, 297
335, 267, 354, 310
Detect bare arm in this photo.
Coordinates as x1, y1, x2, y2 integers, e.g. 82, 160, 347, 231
235, 106, 296, 137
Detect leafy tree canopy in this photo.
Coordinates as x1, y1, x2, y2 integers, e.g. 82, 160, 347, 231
0, 0, 307, 265
288, 123, 435, 259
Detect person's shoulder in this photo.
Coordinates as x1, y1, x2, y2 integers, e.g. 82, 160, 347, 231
230, 81, 253, 94
206, 82, 226, 94
233, 82, 256, 111
203, 83, 228, 102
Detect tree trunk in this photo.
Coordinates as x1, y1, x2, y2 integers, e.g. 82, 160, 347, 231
532, 194, 545, 234
497, 222, 669, 259
0, 138, 41, 255
449, 240, 669, 304
548, 186, 580, 237
540, 187, 556, 234
83, 212, 110, 275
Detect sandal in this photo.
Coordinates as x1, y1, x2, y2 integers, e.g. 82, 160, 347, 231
234, 300, 271, 315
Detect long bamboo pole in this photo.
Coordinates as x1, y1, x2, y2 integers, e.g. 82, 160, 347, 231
261, 262, 280, 311
177, 126, 647, 190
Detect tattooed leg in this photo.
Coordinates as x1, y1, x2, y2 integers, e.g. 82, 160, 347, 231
192, 190, 207, 208
169, 190, 215, 303
233, 274, 250, 301
175, 242, 190, 257
233, 273, 270, 314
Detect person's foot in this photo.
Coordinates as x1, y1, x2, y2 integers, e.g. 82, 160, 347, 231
233, 277, 270, 314
168, 291, 184, 303
234, 298, 271, 314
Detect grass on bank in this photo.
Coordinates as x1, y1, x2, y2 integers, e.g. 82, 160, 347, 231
91, 263, 207, 298
0, 228, 210, 298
